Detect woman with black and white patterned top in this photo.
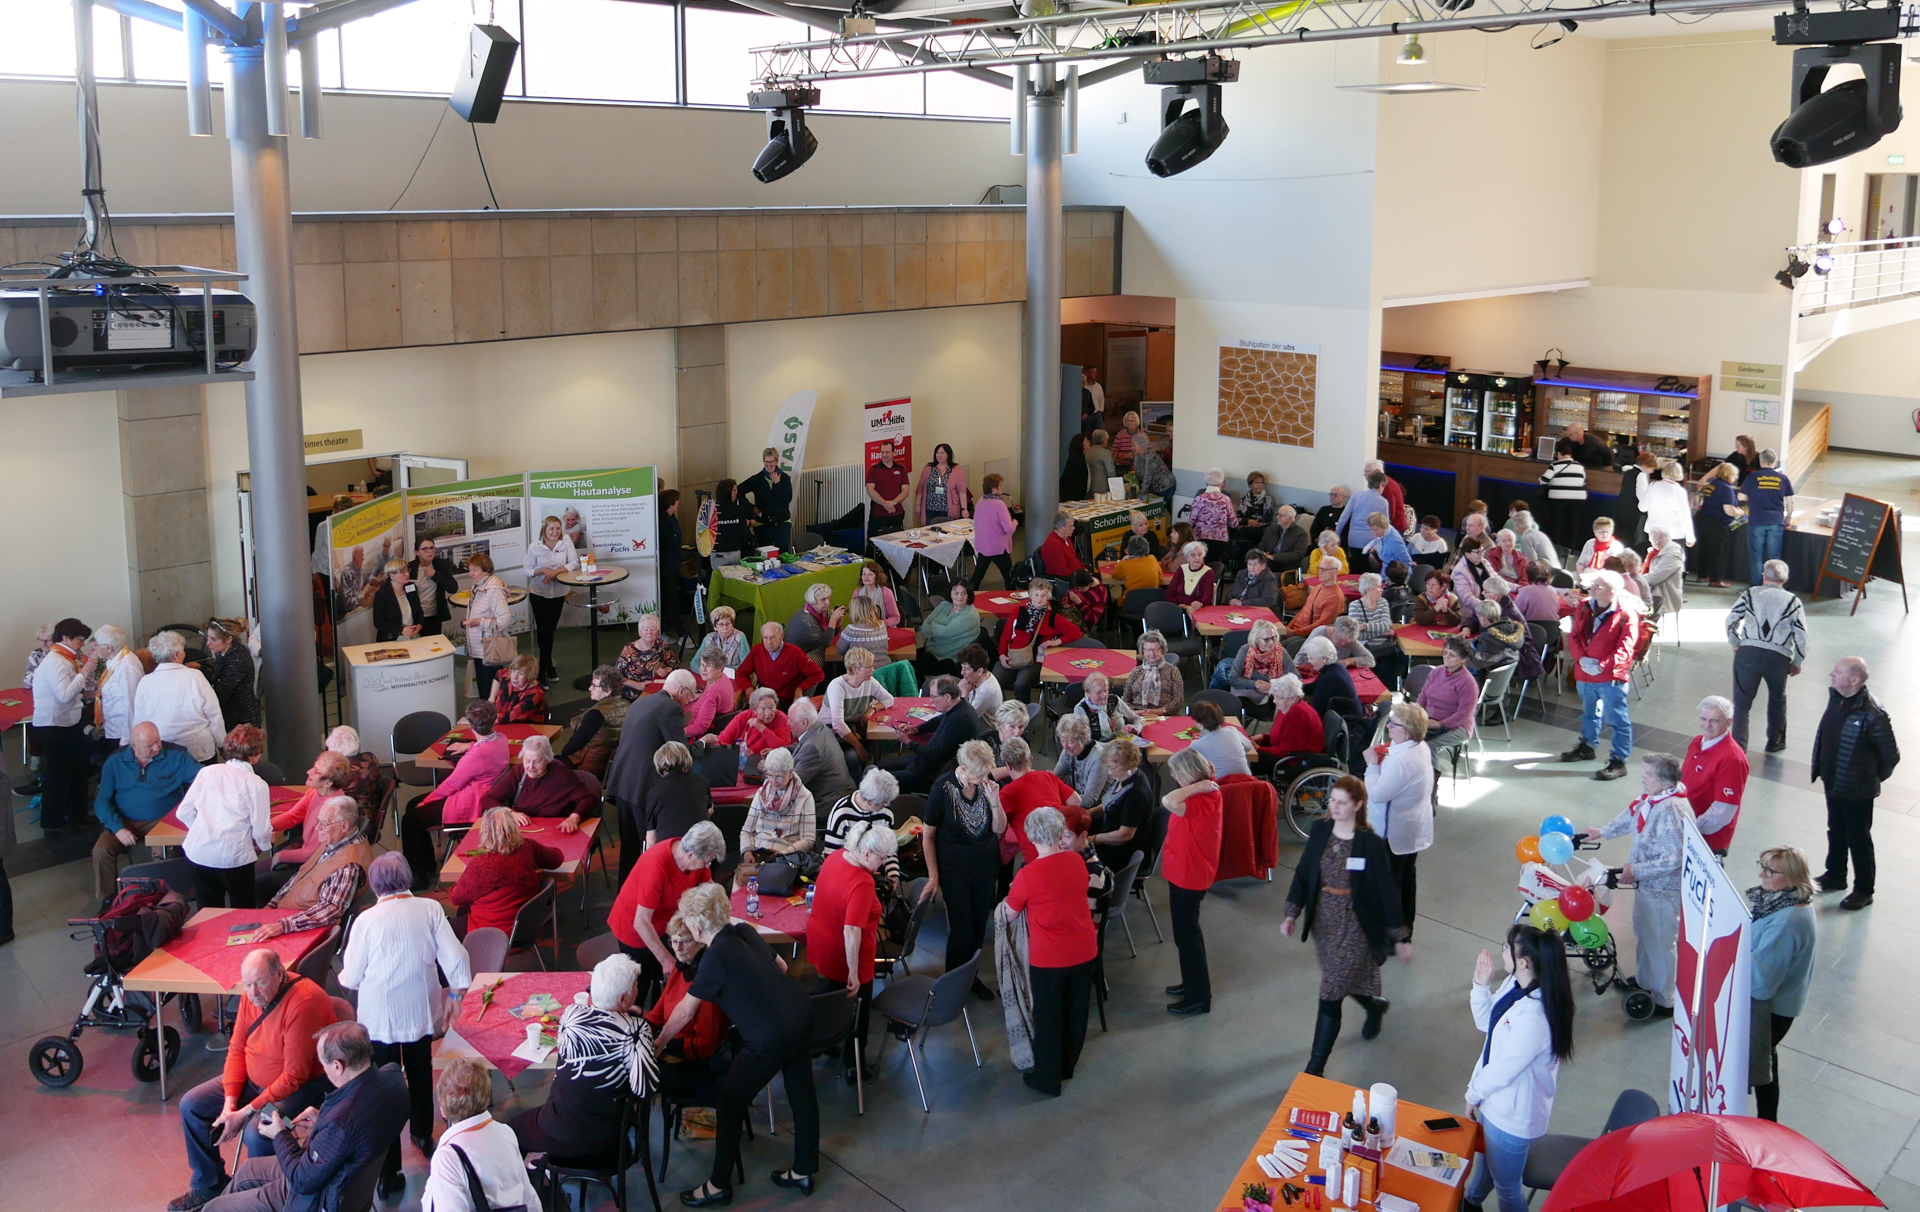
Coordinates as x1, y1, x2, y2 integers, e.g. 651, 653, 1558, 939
509, 952, 657, 1160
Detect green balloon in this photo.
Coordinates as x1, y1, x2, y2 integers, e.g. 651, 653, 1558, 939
1570, 916, 1610, 949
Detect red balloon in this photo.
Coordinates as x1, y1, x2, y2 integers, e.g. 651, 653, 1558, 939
1559, 885, 1596, 922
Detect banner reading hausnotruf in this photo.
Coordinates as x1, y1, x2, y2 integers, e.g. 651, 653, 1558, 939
528, 467, 660, 627
330, 492, 405, 651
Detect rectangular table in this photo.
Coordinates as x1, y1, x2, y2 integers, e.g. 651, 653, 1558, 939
708, 556, 866, 628
144, 784, 305, 850
1139, 714, 1250, 764
438, 816, 600, 884
1303, 666, 1392, 706
1193, 605, 1280, 637
1040, 648, 1137, 684
1216, 1072, 1482, 1212
866, 697, 938, 742
435, 971, 593, 1078
122, 907, 331, 1100
1395, 623, 1464, 661
1060, 496, 1168, 563
419, 723, 561, 771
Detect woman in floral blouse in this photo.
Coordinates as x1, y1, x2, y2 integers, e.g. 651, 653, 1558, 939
615, 613, 679, 701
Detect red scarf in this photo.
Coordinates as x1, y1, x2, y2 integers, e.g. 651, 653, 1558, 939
1628, 786, 1681, 832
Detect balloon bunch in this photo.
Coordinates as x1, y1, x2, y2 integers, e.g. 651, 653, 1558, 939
1517, 815, 1611, 949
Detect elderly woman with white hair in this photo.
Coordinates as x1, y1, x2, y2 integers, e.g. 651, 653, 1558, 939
89, 624, 143, 747
658, 882, 819, 1203
133, 628, 226, 762
1510, 509, 1560, 569
1296, 634, 1357, 719
823, 767, 903, 893
1307, 528, 1348, 578
615, 612, 680, 701
1467, 599, 1526, 673
706, 684, 792, 758
1362, 702, 1435, 936
1644, 525, 1687, 617
339, 850, 472, 1189
1346, 572, 1394, 646
1007, 806, 1100, 1095
1074, 668, 1141, 742
1682, 695, 1749, 856
479, 732, 596, 831
807, 819, 900, 1075
1054, 713, 1112, 806
1640, 460, 1697, 548
786, 581, 847, 664
1164, 541, 1217, 614
1580, 753, 1690, 1012
740, 747, 816, 860
1188, 466, 1239, 562
319, 724, 383, 818
1254, 673, 1325, 776
922, 739, 1007, 998
787, 695, 857, 806
512, 952, 659, 1164
1122, 629, 1187, 717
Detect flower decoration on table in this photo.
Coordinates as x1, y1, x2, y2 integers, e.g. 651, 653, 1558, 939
1241, 1182, 1275, 1212
473, 975, 508, 1020
1174, 724, 1203, 741
1069, 658, 1105, 670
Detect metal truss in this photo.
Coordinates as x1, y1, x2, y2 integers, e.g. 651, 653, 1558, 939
753, 0, 1849, 85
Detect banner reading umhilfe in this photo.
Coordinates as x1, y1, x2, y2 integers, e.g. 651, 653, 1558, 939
863, 397, 912, 469
528, 467, 660, 627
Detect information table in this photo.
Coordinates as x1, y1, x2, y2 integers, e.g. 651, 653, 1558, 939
872, 518, 975, 581
1216, 1072, 1481, 1212
435, 971, 593, 1078
1060, 496, 1169, 563
342, 635, 459, 763
708, 553, 866, 628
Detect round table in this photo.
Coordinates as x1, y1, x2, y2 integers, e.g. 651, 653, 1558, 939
1040, 647, 1137, 684
1191, 605, 1279, 636
975, 589, 1034, 619
556, 567, 630, 687
448, 586, 529, 608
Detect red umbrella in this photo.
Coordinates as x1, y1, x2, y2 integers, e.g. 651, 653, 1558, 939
1540, 1113, 1883, 1212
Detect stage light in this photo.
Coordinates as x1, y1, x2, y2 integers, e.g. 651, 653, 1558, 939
1770, 8, 1903, 168
1814, 252, 1835, 274
749, 87, 821, 183
1774, 255, 1812, 288
1826, 216, 1848, 236
1142, 55, 1239, 178
1397, 35, 1425, 65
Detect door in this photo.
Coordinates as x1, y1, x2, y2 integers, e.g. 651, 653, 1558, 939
397, 455, 470, 489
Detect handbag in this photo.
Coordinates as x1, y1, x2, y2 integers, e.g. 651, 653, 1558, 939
449, 1143, 528, 1212
482, 635, 519, 664
1281, 570, 1308, 611
1004, 642, 1034, 669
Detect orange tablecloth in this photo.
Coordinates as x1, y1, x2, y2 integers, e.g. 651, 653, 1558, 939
1215, 774, 1278, 881
1216, 1072, 1481, 1212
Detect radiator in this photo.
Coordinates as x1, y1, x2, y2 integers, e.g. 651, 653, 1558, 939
794, 462, 868, 537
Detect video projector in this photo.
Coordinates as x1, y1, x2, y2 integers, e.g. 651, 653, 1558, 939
0, 287, 256, 373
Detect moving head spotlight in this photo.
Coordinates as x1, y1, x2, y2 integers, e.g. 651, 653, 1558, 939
1769, 5, 1903, 168
1143, 55, 1239, 178
749, 87, 822, 183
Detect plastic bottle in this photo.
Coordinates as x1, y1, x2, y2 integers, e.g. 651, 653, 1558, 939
746, 875, 760, 917
738, 743, 750, 780
805, 880, 816, 909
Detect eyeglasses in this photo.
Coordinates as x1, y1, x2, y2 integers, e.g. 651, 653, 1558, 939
1757, 864, 1780, 876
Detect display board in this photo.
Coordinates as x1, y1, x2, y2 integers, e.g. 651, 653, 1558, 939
404, 472, 533, 637
1816, 492, 1907, 614
1669, 817, 1751, 1116
329, 493, 406, 650
1218, 339, 1319, 448
766, 389, 818, 476
529, 467, 659, 627
863, 397, 912, 468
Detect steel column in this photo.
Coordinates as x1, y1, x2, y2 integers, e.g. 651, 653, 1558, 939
1021, 64, 1063, 556
225, 44, 323, 768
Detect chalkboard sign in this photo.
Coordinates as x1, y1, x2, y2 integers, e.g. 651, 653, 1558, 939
1816, 493, 1907, 615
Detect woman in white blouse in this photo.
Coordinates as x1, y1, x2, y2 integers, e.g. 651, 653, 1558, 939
463, 552, 517, 700
177, 723, 272, 908
1638, 461, 1697, 549
525, 514, 579, 684
340, 851, 473, 1192
424, 1058, 544, 1212
1361, 701, 1435, 936
90, 624, 143, 745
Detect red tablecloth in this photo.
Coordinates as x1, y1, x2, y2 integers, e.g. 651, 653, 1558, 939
0, 687, 31, 733
1141, 716, 1250, 756
160, 784, 307, 833
731, 884, 811, 938
1338, 574, 1362, 600
1393, 623, 1464, 646
975, 590, 1033, 619
455, 972, 593, 1079
1192, 605, 1278, 631
479, 822, 593, 868
1215, 775, 1278, 881
162, 909, 328, 991
1301, 666, 1390, 704
428, 723, 551, 761
886, 626, 916, 653
710, 780, 759, 806
1041, 648, 1136, 683
868, 697, 937, 736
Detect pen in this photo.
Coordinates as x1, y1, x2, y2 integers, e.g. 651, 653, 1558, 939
1287, 1128, 1320, 1142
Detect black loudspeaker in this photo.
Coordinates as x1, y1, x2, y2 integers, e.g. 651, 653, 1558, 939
450, 23, 518, 124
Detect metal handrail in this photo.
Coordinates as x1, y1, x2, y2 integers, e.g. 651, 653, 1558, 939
1786, 238, 1920, 316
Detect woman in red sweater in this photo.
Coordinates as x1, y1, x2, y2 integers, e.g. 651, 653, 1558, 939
704, 686, 793, 757
1164, 541, 1218, 613
995, 578, 1082, 703
447, 807, 563, 936
1255, 674, 1326, 777
1161, 748, 1224, 1016
1006, 806, 1098, 1097
645, 914, 730, 1098
805, 820, 898, 1076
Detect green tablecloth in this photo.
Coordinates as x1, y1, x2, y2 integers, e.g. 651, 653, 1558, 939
708, 560, 867, 626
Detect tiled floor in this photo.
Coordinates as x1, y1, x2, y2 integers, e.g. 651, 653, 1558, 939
4, 450, 1918, 1212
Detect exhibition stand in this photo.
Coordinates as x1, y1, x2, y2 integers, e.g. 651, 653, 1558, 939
342, 635, 459, 763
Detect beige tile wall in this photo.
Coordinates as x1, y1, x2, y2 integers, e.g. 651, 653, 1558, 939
2, 208, 1118, 355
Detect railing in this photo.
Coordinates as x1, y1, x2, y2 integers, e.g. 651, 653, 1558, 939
1790, 236, 1920, 315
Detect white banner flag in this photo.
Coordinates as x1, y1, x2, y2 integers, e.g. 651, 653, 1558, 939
767, 390, 819, 476
1669, 817, 1753, 1115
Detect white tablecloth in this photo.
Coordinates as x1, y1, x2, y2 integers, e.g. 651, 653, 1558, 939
872, 520, 975, 579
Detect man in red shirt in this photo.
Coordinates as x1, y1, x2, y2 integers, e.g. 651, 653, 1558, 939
998, 738, 1081, 862
1682, 695, 1748, 856
1005, 806, 1098, 1096
865, 441, 911, 537
610, 821, 723, 986
738, 620, 823, 702
805, 820, 897, 1077
1560, 573, 1638, 781
1038, 510, 1086, 579
173, 950, 338, 1211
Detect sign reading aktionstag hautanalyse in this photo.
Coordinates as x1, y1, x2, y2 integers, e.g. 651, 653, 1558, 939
528, 467, 660, 627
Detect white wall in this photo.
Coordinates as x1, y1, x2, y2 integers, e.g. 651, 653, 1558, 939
1795, 319, 1920, 455
0, 78, 1011, 215
726, 302, 1024, 480
0, 393, 134, 668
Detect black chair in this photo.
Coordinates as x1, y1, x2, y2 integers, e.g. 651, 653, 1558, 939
1119, 588, 1164, 641
1119, 805, 1171, 949
877, 876, 933, 978
391, 710, 452, 789
253, 759, 285, 786
1092, 849, 1146, 1029
119, 857, 198, 904
509, 878, 559, 970
1402, 663, 1433, 700
871, 949, 985, 1113
805, 987, 866, 1114
889, 794, 927, 831
1523, 1088, 1660, 1199
1219, 629, 1251, 663
792, 530, 825, 552
540, 1090, 662, 1212
1186, 689, 1241, 720
1142, 601, 1205, 677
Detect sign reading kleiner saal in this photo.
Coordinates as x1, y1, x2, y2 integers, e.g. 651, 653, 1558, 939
528, 467, 660, 627
863, 397, 912, 470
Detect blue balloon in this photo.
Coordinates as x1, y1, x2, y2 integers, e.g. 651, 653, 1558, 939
1538, 831, 1576, 865
1541, 815, 1576, 838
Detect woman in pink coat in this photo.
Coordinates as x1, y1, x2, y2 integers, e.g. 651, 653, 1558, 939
399, 699, 510, 884
915, 443, 971, 525
969, 472, 1017, 591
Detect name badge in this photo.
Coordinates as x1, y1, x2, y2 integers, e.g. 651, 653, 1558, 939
1346, 857, 1366, 872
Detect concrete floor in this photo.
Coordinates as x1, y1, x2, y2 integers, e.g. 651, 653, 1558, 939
4, 450, 1917, 1212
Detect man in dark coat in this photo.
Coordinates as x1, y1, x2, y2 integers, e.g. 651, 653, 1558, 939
1563, 421, 1613, 469
881, 677, 980, 794
1311, 487, 1348, 543
405, 538, 461, 636
1813, 656, 1901, 911
1260, 504, 1313, 574
606, 670, 698, 882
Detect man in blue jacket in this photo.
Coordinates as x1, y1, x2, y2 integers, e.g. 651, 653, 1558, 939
91, 722, 200, 906
203, 1021, 409, 1212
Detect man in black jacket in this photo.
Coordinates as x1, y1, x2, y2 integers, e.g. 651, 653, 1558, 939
1563, 422, 1613, 469
882, 676, 980, 794
1311, 487, 1348, 542
1260, 505, 1313, 575
405, 537, 460, 636
203, 1022, 409, 1212
606, 670, 699, 883
1813, 657, 1900, 910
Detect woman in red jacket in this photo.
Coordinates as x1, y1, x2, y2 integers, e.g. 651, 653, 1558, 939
994, 578, 1082, 702
1255, 674, 1326, 778
1162, 748, 1224, 1016
1006, 806, 1099, 1096
644, 914, 730, 1099
447, 807, 563, 935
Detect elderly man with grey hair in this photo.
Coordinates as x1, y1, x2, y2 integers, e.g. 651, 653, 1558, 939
788, 695, 858, 805
1725, 557, 1807, 753
1681, 696, 1749, 858
1580, 753, 1689, 1012
338, 850, 471, 1194
1644, 525, 1687, 617
1813, 656, 1900, 910
511, 952, 658, 1163
608, 667, 700, 882
1509, 509, 1560, 569
134, 629, 226, 761
247, 795, 369, 943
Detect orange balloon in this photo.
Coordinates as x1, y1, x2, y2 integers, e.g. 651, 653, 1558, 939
1515, 835, 1543, 864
